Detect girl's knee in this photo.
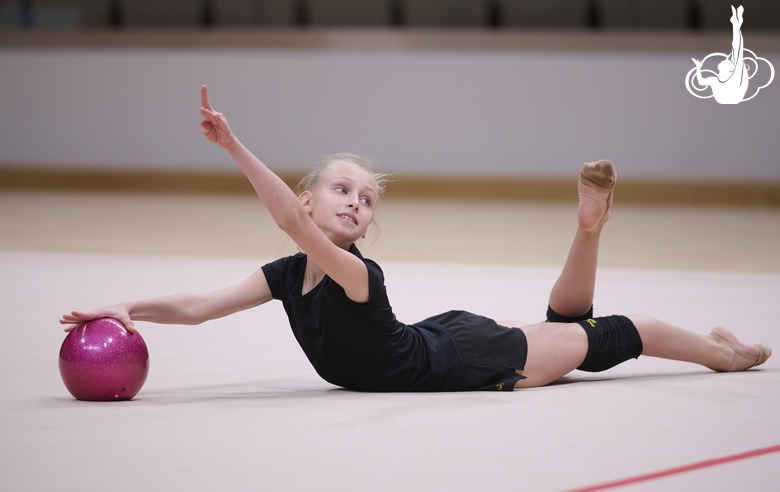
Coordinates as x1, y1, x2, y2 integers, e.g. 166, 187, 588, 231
576, 315, 643, 372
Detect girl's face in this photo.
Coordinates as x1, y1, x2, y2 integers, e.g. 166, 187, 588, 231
301, 161, 378, 249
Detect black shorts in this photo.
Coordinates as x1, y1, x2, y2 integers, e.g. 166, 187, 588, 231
422, 310, 528, 392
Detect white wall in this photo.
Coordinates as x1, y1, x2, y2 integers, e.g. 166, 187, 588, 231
1, 44, 779, 179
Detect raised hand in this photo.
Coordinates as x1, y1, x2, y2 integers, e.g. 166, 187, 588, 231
60, 304, 135, 333
200, 85, 236, 148
692, 58, 703, 68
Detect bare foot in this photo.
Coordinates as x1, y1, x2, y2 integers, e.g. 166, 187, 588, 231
578, 160, 615, 232
709, 326, 771, 371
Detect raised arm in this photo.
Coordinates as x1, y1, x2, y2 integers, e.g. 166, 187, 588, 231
199, 86, 369, 303
199, 86, 302, 231
60, 268, 273, 332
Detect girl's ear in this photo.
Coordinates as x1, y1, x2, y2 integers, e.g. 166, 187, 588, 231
299, 191, 313, 215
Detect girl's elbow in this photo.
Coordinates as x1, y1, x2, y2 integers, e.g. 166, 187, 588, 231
275, 215, 294, 233
276, 208, 309, 235
183, 302, 211, 325
178, 311, 205, 325
186, 315, 207, 326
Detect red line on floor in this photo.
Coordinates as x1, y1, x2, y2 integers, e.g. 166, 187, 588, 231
566, 444, 780, 492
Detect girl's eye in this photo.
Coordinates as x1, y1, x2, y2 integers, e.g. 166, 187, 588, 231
360, 197, 372, 206
335, 186, 347, 194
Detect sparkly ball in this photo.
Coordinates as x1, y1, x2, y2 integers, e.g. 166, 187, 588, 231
59, 318, 149, 401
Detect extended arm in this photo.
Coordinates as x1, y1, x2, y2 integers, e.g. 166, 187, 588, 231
60, 268, 273, 332
199, 86, 369, 302
199, 88, 303, 241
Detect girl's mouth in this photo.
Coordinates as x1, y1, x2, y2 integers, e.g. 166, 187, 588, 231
338, 213, 357, 225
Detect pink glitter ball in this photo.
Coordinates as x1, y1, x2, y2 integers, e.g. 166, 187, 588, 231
59, 318, 149, 401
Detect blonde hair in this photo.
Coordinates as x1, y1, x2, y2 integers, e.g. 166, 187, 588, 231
297, 153, 390, 197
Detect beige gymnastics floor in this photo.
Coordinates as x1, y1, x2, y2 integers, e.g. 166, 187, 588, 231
1, 191, 779, 491
2, 190, 780, 271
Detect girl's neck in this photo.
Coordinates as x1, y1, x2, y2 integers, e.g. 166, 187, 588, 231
302, 258, 326, 296
300, 242, 356, 295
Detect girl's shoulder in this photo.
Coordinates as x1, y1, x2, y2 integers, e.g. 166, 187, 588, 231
348, 244, 384, 279
261, 253, 307, 292
264, 252, 306, 269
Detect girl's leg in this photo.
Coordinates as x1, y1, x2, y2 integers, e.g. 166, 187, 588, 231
548, 223, 605, 318
548, 160, 615, 318
629, 315, 770, 372
508, 322, 589, 388
511, 317, 771, 389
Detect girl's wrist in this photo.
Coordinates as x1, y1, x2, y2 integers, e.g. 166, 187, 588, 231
221, 135, 240, 152
120, 301, 135, 319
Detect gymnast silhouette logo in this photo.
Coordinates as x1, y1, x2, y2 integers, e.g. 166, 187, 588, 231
685, 5, 774, 104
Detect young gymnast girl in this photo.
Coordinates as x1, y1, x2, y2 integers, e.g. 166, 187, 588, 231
60, 86, 771, 391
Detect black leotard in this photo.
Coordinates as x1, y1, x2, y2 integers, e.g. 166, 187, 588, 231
261, 245, 469, 391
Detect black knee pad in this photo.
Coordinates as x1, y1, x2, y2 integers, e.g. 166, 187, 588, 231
546, 305, 593, 323
576, 315, 643, 372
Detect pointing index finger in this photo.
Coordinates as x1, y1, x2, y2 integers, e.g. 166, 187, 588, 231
201, 85, 213, 111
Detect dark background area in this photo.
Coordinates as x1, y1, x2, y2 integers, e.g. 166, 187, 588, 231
1, 0, 778, 31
